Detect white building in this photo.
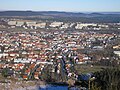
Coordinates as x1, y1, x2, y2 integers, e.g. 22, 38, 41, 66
98, 24, 109, 28
26, 22, 36, 27
49, 22, 63, 28
16, 21, 24, 27
75, 23, 83, 29
60, 23, 69, 29
8, 21, 16, 26
75, 23, 97, 29
34, 23, 46, 28
114, 51, 120, 56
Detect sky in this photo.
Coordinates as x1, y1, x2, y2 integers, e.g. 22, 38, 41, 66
0, 0, 120, 12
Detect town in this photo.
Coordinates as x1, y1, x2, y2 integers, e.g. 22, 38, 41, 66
0, 0, 120, 89
0, 18, 120, 89
0, 18, 120, 30
0, 11, 120, 89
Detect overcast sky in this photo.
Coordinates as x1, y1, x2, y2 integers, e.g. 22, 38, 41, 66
0, 0, 120, 12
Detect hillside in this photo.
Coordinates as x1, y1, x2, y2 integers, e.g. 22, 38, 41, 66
0, 11, 120, 23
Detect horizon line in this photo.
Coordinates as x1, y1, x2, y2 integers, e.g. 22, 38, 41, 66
0, 10, 120, 13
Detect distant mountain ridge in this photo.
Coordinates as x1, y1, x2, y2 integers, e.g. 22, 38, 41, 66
0, 11, 120, 17
0, 11, 120, 23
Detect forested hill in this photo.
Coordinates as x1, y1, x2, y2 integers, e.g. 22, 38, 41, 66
0, 11, 120, 23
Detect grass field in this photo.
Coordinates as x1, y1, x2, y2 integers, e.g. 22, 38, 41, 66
75, 64, 110, 74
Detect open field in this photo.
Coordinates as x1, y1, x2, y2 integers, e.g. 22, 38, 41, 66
75, 65, 113, 74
